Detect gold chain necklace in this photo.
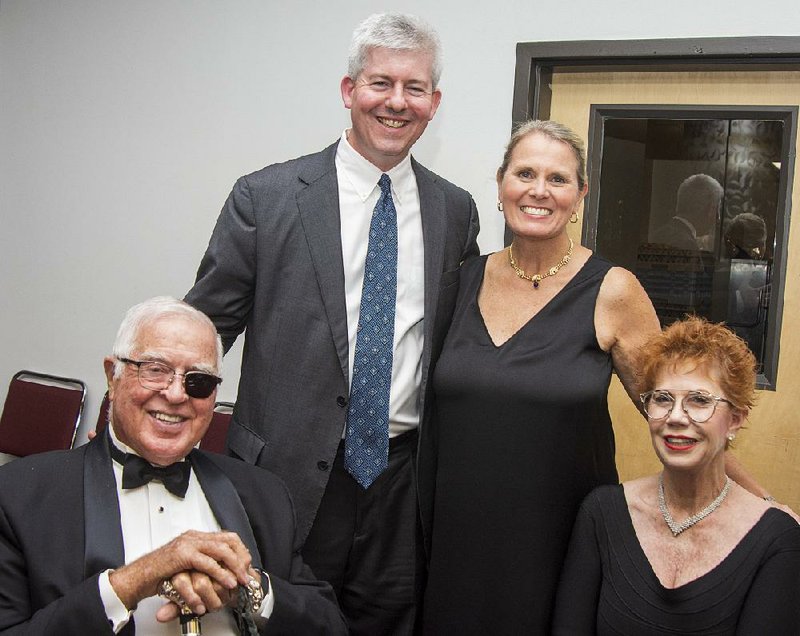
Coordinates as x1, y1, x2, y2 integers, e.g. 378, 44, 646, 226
508, 238, 574, 289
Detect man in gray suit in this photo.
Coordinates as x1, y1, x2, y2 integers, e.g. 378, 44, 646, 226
186, 13, 479, 634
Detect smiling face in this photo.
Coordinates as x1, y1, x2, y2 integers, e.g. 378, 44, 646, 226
104, 314, 219, 466
341, 46, 441, 171
497, 131, 588, 242
648, 363, 744, 474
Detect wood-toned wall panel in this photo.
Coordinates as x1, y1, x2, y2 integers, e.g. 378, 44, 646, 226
550, 70, 800, 510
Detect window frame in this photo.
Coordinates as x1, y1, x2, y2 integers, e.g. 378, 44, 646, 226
586, 105, 796, 389
511, 37, 800, 390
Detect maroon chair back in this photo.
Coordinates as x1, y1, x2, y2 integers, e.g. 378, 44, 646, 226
0, 371, 87, 458
199, 402, 234, 454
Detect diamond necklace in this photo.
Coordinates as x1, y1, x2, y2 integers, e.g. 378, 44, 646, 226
508, 238, 573, 289
658, 473, 732, 537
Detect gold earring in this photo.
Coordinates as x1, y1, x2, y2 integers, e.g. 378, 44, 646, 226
569, 211, 579, 224
497, 202, 504, 212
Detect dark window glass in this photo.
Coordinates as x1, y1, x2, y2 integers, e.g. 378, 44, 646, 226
590, 112, 793, 388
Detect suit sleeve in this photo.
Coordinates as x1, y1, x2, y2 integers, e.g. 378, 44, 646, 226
551, 495, 602, 635
265, 556, 348, 635
186, 175, 258, 352
0, 504, 114, 635
232, 463, 347, 635
736, 524, 800, 634
463, 194, 480, 261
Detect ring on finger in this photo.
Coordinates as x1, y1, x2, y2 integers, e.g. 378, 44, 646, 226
157, 578, 192, 615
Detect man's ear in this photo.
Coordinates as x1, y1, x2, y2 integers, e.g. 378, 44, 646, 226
427, 89, 442, 121
341, 75, 356, 109
103, 357, 116, 401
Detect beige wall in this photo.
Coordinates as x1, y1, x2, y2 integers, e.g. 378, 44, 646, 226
552, 70, 800, 511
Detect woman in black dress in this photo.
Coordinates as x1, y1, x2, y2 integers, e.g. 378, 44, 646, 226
553, 317, 800, 634
421, 120, 660, 634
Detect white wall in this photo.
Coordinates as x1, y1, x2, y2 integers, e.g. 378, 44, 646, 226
2, 0, 798, 442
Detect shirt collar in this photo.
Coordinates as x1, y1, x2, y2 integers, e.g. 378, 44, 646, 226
337, 130, 413, 204
108, 422, 190, 466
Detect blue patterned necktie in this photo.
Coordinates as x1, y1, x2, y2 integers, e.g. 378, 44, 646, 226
344, 173, 398, 489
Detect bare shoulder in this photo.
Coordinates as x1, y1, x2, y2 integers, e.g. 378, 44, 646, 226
598, 266, 650, 308
731, 481, 774, 519
596, 266, 659, 351
622, 475, 659, 511
484, 249, 506, 273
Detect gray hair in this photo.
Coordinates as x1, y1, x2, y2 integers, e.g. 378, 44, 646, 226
676, 174, 723, 220
347, 13, 442, 89
497, 120, 587, 190
111, 296, 223, 378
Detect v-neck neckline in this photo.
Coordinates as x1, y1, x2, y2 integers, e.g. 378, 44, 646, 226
615, 485, 772, 594
475, 252, 596, 348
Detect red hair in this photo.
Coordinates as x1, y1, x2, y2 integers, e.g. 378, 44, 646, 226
640, 316, 756, 410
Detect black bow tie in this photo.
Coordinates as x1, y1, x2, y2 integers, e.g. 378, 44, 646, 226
109, 442, 191, 498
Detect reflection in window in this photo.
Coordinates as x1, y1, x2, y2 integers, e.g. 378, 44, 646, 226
592, 115, 790, 386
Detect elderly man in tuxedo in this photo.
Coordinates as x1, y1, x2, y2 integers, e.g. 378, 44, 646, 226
186, 12, 479, 634
0, 297, 346, 635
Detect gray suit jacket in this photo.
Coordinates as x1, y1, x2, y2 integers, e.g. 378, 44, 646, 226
186, 141, 480, 541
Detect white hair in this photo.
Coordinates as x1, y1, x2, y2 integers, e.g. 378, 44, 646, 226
347, 13, 442, 89
676, 174, 723, 220
111, 296, 223, 378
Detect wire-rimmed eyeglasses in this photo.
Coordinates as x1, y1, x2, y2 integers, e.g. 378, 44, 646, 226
119, 358, 221, 399
639, 389, 735, 423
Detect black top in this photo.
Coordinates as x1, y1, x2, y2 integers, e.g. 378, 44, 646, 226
553, 485, 800, 635
423, 254, 619, 634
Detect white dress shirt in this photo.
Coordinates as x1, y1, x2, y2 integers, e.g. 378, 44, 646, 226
98, 426, 273, 634
336, 131, 425, 437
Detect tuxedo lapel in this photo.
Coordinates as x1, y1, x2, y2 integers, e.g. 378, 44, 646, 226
296, 143, 349, 381
189, 451, 263, 570
82, 429, 125, 578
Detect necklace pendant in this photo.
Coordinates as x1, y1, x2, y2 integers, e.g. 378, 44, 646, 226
532, 279, 539, 289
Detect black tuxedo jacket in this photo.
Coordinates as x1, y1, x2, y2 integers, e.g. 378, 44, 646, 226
186, 141, 480, 542
0, 434, 346, 634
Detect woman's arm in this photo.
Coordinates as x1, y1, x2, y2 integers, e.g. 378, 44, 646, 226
595, 266, 661, 408
736, 523, 800, 633
552, 497, 603, 634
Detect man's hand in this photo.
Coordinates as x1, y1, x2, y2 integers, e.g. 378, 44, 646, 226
109, 530, 252, 612
155, 566, 262, 622
155, 570, 237, 621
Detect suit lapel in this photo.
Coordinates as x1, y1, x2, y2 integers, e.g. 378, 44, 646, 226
189, 451, 263, 570
414, 160, 447, 354
296, 142, 350, 381
82, 434, 264, 573
83, 429, 125, 578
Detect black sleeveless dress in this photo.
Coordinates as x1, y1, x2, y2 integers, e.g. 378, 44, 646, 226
423, 254, 619, 635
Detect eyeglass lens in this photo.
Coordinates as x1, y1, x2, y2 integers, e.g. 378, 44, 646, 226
137, 362, 220, 398
643, 391, 718, 423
